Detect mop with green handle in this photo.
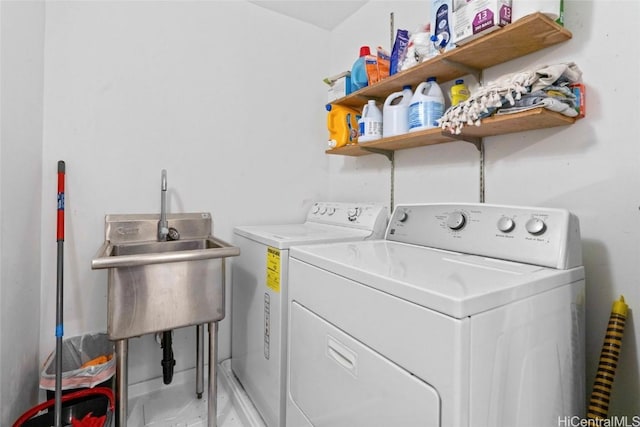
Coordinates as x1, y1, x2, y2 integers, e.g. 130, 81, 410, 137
55, 161, 65, 427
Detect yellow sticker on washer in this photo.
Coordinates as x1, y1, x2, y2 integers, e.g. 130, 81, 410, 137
266, 247, 280, 292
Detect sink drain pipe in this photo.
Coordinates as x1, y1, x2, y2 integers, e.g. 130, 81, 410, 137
161, 331, 176, 384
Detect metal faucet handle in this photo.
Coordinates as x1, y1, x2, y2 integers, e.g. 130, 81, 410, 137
157, 223, 169, 241
167, 227, 180, 241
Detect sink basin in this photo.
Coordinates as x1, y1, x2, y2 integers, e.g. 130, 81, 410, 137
91, 213, 240, 340
92, 237, 239, 269
113, 238, 224, 255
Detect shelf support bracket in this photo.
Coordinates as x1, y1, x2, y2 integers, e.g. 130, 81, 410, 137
442, 132, 482, 151
441, 59, 482, 83
441, 132, 485, 202
361, 147, 394, 162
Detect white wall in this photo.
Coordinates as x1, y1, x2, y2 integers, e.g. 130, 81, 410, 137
329, 0, 640, 417
3, 0, 639, 422
0, 0, 45, 423
39, 1, 329, 387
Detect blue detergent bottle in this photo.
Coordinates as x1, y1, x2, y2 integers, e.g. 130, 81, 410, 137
351, 46, 371, 92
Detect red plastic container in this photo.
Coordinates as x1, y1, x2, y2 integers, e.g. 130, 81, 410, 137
12, 387, 114, 427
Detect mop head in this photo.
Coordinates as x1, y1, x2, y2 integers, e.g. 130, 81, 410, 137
71, 412, 107, 427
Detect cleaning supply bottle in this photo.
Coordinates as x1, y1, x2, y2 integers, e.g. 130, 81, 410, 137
351, 46, 371, 92
326, 104, 360, 149
408, 77, 445, 132
450, 79, 470, 106
383, 85, 413, 137
358, 100, 383, 143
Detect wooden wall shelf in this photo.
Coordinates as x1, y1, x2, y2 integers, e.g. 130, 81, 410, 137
325, 13, 577, 157
332, 13, 572, 109
325, 108, 578, 157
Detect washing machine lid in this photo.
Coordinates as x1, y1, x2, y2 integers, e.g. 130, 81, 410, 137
290, 240, 584, 318
234, 223, 373, 249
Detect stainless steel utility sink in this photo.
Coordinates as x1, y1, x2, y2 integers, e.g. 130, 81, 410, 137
91, 212, 240, 340
92, 174, 234, 427
93, 237, 239, 269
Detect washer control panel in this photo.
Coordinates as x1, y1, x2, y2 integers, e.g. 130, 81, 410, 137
306, 202, 388, 236
386, 203, 582, 269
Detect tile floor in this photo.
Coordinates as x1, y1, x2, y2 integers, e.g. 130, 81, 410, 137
127, 360, 265, 427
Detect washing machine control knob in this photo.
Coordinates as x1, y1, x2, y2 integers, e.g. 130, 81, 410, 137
525, 217, 547, 235
347, 207, 360, 221
319, 206, 327, 215
446, 211, 466, 230
311, 205, 320, 214
327, 207, 336, 216
497, 216, 515, 233
398, 211, 409, 222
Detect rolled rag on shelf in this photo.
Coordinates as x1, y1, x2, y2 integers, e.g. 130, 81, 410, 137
439, 62, 582, 134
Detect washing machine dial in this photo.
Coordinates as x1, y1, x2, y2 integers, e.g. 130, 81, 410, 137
397, 211, 409, 223
525, 217, 547, 235
319, 206, 327, 215
347, 207, 361, 221
327, 207, 336, 216
446, 211, 466, 230
497, 216, 515, 233
311, 205, 320, 214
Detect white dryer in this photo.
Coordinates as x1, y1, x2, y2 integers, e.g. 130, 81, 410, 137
231, 202, 388, 427
287, 203, 585, 427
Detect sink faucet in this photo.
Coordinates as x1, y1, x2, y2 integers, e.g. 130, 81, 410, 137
157, 169, 180, 242
158, 169, 170, 241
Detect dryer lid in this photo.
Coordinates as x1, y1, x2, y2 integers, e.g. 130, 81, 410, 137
233, 202, 388, 249
234, 223, 373, 249
290, 240, 585, 318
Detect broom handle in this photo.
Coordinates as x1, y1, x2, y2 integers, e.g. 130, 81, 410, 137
55, 161, 65, 427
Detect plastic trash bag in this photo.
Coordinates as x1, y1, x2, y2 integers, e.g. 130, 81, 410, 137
40, 333, 115, 391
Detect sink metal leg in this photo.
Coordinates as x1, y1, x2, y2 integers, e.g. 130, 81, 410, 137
115, 339, 128, 427
208, 322, 218, 427
196, 324, 204, 398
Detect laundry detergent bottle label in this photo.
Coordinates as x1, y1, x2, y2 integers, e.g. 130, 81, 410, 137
357, 100, 383, 143
359, 119, 383, 139
408, 77, 445, 132
408, 100, 444, 130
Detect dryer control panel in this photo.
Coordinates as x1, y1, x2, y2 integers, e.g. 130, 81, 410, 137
386, 203, 582, 269
306, 202, 388, 236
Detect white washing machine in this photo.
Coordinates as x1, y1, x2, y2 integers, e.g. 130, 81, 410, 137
287, 203, 586, 427
231, 202, 388, 427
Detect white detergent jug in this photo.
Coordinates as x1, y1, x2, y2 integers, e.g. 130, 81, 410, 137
383, 85, 412, 137
358, 100, 383, 143
408, 77, 445, 132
